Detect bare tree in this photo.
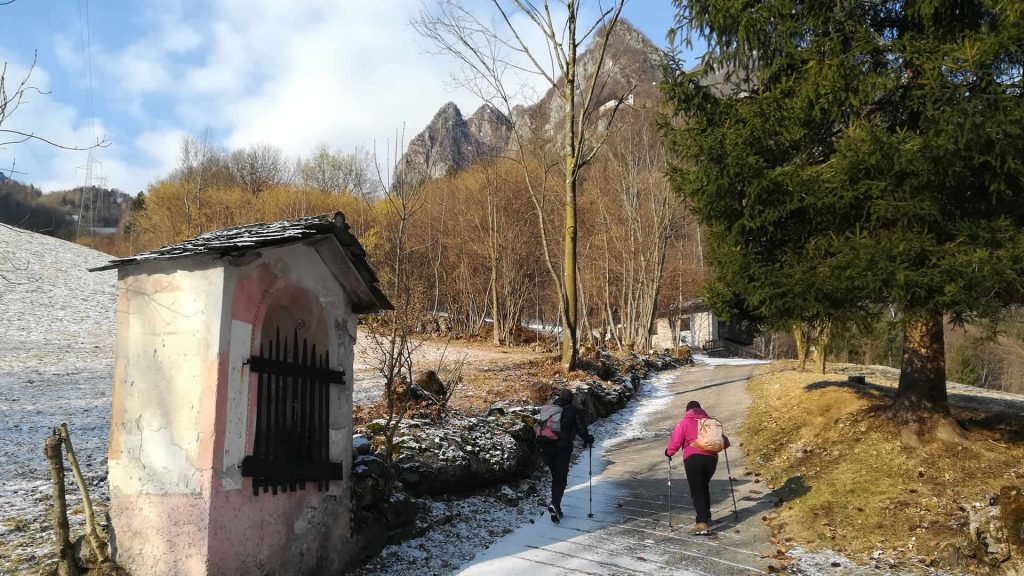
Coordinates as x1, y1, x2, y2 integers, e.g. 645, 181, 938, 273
342, 147, 380, 201
229, 143, 291, 195
364, 291, 422, 478
1, 42, 108, 282
299, 144, 346, 195
177, 131, 223, 237
1, 53, 108, 151
374, 127, 427, 294
0, 223, 33, 283
299, 144, 380, 199
362, 128, 429, 482
597, 113, 677, 350
414, 0, 629, 368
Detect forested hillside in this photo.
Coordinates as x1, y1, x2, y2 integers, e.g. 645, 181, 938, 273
0, 177, 132, 240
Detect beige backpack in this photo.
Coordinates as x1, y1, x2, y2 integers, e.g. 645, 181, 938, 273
692, 417, 725, 453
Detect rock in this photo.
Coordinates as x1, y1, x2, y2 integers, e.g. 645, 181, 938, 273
527, 381, 555, 405
415, 370, 446, 397
935, 541, 968, 570
390, 414, 537, 495
407, 383, 439, 404
389, 376, 411, 401
349, 489, 420, 566
497, 486, 520, 506
73, 534, 99, 570
353, 435, 372, 456
1001, 485, 1024, 551
352, 455, 389, 510
968, 494, 1015, 568
354, 454, 387, 479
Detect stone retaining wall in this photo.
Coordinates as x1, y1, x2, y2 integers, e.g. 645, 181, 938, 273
343, 352, 679, 571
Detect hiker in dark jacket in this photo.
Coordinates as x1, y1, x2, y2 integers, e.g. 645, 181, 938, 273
665, 400, 730, 534
541, 388, 594, 523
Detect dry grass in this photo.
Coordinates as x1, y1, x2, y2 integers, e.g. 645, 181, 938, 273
352, 350, 624, 427
743, 365, 1024, 571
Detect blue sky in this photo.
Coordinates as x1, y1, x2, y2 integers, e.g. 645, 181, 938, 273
0, 1, 689, 194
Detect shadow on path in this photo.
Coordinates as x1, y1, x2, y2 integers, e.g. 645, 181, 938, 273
455, 365, 779, 576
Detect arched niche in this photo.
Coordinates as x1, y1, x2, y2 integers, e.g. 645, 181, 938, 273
257, 280, 330, 358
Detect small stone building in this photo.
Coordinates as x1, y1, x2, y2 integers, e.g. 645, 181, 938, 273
650, 300, 719, 351
651, 299, 758, 353
92, 212, 390, 575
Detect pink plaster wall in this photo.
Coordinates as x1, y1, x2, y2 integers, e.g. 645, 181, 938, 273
109, 472, 214, 575
204, 263, 352, 574
206, 483, 351, 575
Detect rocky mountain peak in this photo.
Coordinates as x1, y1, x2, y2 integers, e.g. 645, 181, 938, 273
395, 20, 661, 188
393, 102, 512, 189
392, 103, 469, 188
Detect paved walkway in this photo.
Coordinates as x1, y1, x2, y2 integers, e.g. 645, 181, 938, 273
455, 363, 778, 575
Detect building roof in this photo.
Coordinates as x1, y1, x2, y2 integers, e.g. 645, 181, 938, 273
90, 212, 393, 313
679, 298, 711, 314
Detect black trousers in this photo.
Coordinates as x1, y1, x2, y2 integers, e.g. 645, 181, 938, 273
541, 445, 572, 510
684, 454, 718, 524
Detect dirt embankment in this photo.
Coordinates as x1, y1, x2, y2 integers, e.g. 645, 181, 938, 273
352, 332, 549, 410
742, 362, 1024, 574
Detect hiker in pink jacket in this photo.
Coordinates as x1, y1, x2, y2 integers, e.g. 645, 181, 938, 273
665, 400, 730, 534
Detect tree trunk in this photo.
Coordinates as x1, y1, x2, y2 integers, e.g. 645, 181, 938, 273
793, 324, 808, 371
560, 11, 579, 370
60, 424, 109, 563
815, 324, 830, 375
489, 223, 500, 346
561, 183, 578, 368
45, 434, 77, 576
895, 313, 949, 415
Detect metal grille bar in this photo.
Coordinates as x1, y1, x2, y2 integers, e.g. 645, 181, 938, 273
242, 327, 345, 495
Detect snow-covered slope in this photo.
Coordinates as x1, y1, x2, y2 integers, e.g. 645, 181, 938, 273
0, 225, 116, 574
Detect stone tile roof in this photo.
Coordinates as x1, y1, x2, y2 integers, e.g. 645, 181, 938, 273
90, 212, 392, 312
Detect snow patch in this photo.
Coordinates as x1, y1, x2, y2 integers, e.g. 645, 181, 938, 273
0, 227, 117, 575
692, 354, 770, 367
355, 368, 685, 576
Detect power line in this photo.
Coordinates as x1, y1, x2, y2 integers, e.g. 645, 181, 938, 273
77, 0, 97, 144
75, 0, 104, 241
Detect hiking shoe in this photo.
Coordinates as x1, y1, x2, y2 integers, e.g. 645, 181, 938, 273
556, 507, 564, 519
689, 522, 710, 535
548, 504, 560, 524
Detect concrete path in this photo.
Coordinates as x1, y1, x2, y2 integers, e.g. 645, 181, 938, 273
455, 363, 779, 575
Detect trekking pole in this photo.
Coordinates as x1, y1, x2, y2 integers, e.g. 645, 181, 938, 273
724, 448, 739, 519
587, 444, 594, 518
667, 456, 673, 529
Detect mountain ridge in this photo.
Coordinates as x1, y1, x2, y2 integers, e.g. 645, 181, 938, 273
394, 19, 662, 188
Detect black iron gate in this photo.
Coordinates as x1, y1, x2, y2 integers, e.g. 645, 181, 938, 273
241, 327, 346, 495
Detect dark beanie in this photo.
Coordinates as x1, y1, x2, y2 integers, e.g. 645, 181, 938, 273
555, 388, 573, 406
686, 400, 702, 411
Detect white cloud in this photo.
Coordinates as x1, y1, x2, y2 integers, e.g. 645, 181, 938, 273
5, 0, 632, 195
0, 51, 180, 195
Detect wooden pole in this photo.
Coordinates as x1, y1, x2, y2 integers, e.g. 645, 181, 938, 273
59, 423, 110, 563
45, 432, 78, 576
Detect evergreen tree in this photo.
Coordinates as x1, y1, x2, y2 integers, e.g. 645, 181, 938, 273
661, 0, 1024, 418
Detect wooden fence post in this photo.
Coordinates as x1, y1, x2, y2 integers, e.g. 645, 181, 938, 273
44, 432, 78, 576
